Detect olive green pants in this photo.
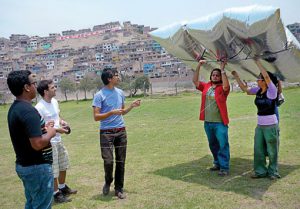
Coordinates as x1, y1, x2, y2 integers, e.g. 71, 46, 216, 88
254, 124, 280, 177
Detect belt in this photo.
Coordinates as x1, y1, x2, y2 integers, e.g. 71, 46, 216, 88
100, 127, 126, 133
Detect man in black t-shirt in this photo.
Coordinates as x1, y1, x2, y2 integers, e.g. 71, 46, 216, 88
7, 70, 56, 209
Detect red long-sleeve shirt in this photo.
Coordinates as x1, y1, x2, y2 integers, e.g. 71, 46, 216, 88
197, 81, 230, 125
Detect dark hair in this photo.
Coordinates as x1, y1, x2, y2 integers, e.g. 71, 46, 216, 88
101, 68, 118, 85
7, 70, 31, 96
268, 71, 278, 86
210, 68, 222, 83
259, 71, 278, 86
37, 79, 53, 97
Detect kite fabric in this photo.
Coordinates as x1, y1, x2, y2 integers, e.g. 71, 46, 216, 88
150, 5, 300, 82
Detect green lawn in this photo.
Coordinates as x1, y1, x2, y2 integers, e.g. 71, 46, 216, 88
0, 88, 300, 209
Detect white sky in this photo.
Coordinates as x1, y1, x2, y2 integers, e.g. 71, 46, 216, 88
0, 0, 299, 38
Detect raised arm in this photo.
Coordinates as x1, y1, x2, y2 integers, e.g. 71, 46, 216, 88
193, 60, 206, 87
255, 58, 278, 99
277, 80, 282, 94
220, 61, 230, 92
231, 71, 253, 95
254, 59, 272, 85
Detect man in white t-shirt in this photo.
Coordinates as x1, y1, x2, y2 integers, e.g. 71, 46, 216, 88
36, 80, 77, 204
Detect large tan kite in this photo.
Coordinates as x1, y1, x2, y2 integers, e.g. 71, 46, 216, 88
150, 5, 300, 82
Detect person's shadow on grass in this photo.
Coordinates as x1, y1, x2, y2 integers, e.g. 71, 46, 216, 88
152, 155, 300, 200
91, 193, 114, 202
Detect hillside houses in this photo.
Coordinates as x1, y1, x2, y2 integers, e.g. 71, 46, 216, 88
0, 21, 193, 94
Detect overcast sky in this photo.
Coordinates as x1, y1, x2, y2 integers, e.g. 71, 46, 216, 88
0, 0, 299, 38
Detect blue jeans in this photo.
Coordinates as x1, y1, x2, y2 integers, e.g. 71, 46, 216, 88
204, 122, 230, 171
16, 163, 53, 209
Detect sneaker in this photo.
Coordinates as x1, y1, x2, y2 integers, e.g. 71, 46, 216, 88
60, 184, 77, 196
115, 190, 126, 199
209, 165, 220, 171
54, 191, 72, 203
102, 183, 110, 196
218, 170, 229, 176
251, 173, 268, 179
269, 174, 281, 180
250, 174, 260, 179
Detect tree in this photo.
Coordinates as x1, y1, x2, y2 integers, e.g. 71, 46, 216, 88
0, 92, 4, 105
79, 75, 96, 100
0, 91, 11, 105
131, 75, 150, 96
60, 77, 76, 101
118, 74, 133, 96
93, 75, 104, 91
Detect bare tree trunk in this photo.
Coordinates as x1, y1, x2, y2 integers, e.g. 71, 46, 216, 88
64, 91, 68, 101
143, 81, 146, 98
129, 82, 132, 98
132, 88, 137, 96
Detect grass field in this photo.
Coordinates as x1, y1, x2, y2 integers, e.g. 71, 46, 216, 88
0, 88, 300, 209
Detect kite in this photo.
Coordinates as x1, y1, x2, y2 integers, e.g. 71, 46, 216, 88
150, 5, 300, 81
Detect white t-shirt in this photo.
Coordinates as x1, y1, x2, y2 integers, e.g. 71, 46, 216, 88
35, 98, 61, 143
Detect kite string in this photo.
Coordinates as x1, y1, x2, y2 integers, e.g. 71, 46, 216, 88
179, 46, 293, 63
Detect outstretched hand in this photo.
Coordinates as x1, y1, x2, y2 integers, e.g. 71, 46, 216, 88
131, 99, 141, 108
198, 59, 207, 65
220, 58, 227, 69
231, 70, 239, 78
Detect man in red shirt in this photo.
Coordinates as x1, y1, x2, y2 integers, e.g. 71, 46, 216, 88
192, 60, 230, 176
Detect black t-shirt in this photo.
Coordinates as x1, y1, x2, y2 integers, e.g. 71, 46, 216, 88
255, 89, 276, 116
7, 100, 52, 166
